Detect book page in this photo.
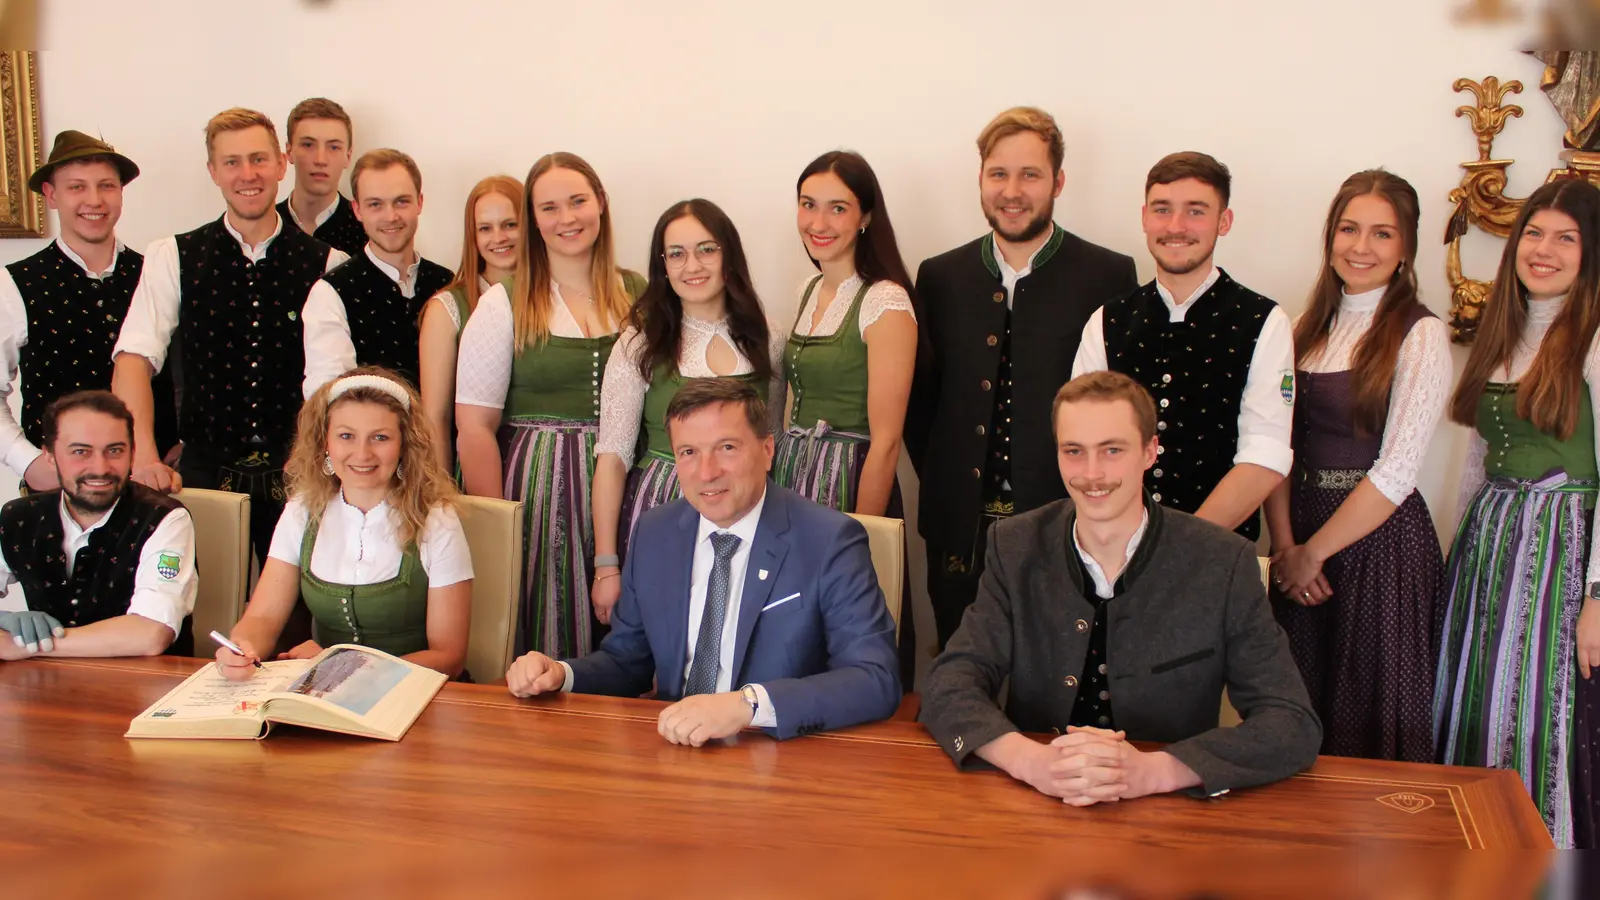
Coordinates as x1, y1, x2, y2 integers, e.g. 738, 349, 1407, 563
267, 645, 446, 740
137, 660, 311, 723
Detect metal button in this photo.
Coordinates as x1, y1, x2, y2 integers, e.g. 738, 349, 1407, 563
1152, 492, 1162, 502
1074, 619, 1089, 633
986, 335, 998, 347
976, 425, 986, 436
1097, 716, 1110, 726
1064, 675, 1078, 687
1162, 373, 1172, 384
1159, 398, 1169, 409
971, 468, 981, 479
1153, 468, 1163, 478
1099, 690, 1109, 700
980, 380, 992, 391
1157, 420, 1167, 431
70, 599, 79, 605
992, 291, 1005, 303
1157, 446, 1165, 455
1098, 663, 1107, 675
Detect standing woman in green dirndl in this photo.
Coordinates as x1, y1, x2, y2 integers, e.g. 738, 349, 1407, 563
777, 151, 917, 517
1433, 178, 1600, 848
590, 199, 783, 627
216, 366, 473, 681
417, 175, 522, 473
455, 154, 644, 660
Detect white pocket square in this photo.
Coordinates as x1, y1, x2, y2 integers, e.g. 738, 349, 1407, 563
762, 592, 801, 612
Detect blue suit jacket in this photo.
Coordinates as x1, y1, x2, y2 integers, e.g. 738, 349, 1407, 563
566, 484, 900, 739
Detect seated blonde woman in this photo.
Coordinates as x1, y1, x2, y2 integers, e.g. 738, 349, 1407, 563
216, 366, 473, 680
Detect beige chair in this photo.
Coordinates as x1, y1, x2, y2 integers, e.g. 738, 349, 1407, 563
455, 495, 524, 682
1217, 558, 1275, 728
845, 512, 904, 639
175, 488, 250, 654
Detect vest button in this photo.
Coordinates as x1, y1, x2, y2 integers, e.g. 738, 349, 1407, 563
1152, 492, 1162, 502
986, 335, 998, 347
1159, 399, 1169, 408
980, 380, 992, 391
1157, 420, 1167, 431
975, 425, 985, 436
992, 291, 1005, 303
1074, 619, 1089, 633
1063, 675, 1078, 687
1153, 468, 1163, 478
971, 468, 981, 479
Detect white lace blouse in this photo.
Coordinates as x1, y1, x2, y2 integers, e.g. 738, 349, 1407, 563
1454, 294, 1600, 584
595, 316, 787, 467
1295, 286, 1453, 504
455, 281, 616, 410
790, 274, 915, 337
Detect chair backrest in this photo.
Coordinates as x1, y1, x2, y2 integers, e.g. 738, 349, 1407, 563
1217, 557, 1275, 728
175, 488, 250, 653
455, 495, 524, 682
845, 512, 904, 639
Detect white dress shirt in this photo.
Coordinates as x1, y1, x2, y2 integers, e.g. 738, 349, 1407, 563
559, 490, 777, 727
112, 212, 349, 375
0, 493, 198, 637
1295, 286, 1454, 504
1072, 264, 1296, 476
992, 229, 1053, 310
285, 195, 340, 233
0, 239, 128, 478
1072, 509, 1149, 599
267, 493, 474, 587
302, 243, 427, 398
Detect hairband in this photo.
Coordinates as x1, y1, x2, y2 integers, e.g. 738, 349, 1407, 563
328, 374, 411, 410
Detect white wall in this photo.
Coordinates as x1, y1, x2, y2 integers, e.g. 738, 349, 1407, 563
2, 1, 1560, 663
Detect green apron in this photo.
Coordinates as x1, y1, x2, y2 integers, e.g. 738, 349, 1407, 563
298, 512, 431, 657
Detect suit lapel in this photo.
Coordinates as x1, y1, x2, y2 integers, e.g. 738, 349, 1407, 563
662, 502, 699, 695
731, 485, 789, 683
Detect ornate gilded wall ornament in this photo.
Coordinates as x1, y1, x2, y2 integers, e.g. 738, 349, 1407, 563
0, 51, 43, 239
1446, 52, 1600, 343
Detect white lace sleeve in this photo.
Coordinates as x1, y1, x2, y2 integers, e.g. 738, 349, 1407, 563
597, 327, 649, 467
1457, 432, 1488, 530
766, 318, 788, 435
857, 280, 916, 335
454, 283, 513, 409
1584, 331, 1600, 585
1367, 317, 1453, 504
431, 290, 462, 333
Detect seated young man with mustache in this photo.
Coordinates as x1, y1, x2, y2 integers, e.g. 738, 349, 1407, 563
0, 391, 197, 660
921, 371, 1319, 804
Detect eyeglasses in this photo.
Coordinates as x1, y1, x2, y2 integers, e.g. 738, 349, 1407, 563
663, 242, 722, 269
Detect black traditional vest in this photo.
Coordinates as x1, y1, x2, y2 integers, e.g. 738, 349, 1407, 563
0, 483, 191, 655
174, 217, 329, 458
6, 243, 180, 454
321, 250, 453, 388
1101, 269, 1279, 541
276, 194, 367, 258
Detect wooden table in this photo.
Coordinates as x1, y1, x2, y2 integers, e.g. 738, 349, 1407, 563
0, 657, 1560, 896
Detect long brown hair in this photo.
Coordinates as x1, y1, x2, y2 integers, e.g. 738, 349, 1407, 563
1293, 170, 1423, 433
1450, 178, 1600, 438
509, 153, 631, 351
630, 199, 773, 382
442, 175, 522, 316
284, 366, 458, 546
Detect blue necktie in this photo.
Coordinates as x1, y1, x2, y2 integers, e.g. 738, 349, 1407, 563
684, 532, 742, 696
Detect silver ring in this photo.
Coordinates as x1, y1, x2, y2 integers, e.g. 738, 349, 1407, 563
1301, 591, 1311, 600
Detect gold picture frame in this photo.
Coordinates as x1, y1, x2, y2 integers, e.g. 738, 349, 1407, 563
0, 50, 44, 238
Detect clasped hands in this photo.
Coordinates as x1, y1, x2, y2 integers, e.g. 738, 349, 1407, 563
1269, 543, 1332, 606
506, 651, 755, 746
1009, 726, 1188, 806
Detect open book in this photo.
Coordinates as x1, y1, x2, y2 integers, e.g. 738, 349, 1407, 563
126, 644, 447, 741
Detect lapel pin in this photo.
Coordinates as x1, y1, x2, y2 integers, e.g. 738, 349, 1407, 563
758, 569, 769, 581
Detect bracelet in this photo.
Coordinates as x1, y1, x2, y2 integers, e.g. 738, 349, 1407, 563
594, 554, 620, 569
596, 572, 620, 581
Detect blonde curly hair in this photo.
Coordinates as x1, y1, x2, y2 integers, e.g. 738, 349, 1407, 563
284, 366, 457, 545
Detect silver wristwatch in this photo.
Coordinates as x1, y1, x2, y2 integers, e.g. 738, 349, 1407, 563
740, 684, 760, 721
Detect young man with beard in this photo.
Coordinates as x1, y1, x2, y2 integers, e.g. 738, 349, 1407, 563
0, 391, 196, 660
920, 372, 1318, 804
301, 149, 452, 396
111, 107, 348, 584
277, 98, 366, 257
1072, 152, 1294, 541
0, 131, 178, 490
906, 107, 1137, 650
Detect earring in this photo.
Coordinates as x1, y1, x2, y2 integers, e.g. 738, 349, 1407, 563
323, 454, 335, 476
859, 226, 866, 234
395, 462, 404, 481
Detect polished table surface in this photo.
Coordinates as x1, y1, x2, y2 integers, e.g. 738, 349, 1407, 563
0, 655, 1554, 861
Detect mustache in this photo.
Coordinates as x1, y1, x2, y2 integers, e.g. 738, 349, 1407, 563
75, 473, 122, 487
1069, 477, 1122, 494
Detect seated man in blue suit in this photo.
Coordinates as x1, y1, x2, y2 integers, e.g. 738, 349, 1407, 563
506, 377, 900, 743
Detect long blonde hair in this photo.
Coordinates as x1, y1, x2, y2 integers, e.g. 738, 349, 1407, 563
284, 366, 458, 545
443, 175, 523, 316
510, 152, 631, 351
